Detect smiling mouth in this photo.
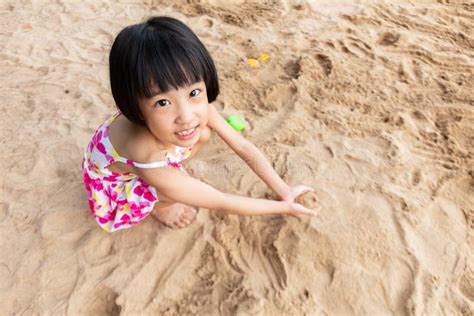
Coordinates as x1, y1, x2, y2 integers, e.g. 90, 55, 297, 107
175, 126, 197, 136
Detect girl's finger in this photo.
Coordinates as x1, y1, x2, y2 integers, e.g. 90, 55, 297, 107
294, 188, 313, 198
298, 185, 314, 192
302, 208, 318, 216
292, 203, 318, 216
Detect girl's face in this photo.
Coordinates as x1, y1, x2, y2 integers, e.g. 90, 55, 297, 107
138, 81, 209, 149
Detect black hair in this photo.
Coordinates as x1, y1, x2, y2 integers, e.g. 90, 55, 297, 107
109, 16, 219, 126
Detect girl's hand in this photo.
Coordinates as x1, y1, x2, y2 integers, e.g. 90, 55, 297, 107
285, 201, 318, 218
281, 185, 316, 203
281, 185, 318, 218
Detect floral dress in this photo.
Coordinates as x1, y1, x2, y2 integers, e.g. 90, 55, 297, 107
82, 112, 192, 233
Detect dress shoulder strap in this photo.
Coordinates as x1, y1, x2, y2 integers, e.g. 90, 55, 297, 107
113, 156, 170, 169
175, 145, 193, 160
131, 160, 169, 169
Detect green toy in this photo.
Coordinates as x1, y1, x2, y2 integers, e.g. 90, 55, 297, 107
226, 115, 246, 132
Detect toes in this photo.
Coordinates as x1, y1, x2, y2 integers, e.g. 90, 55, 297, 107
186, 207, 198, 217
165, 206, 197, 229
167, 222, 180, 229
182, 219, 191, 226
181, 217, 192, 225
171, 218, 191, 229
172, 221, 183, 229
182, 212, 195, 221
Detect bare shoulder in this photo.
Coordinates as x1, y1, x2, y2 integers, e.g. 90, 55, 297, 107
108, 114, 167, 164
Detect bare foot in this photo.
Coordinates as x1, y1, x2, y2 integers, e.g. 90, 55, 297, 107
152, 202, 198, 229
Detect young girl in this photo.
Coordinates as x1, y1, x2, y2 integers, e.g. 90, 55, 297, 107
82, 16, 317, 233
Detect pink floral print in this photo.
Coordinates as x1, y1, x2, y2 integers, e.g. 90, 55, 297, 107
82, 112, 192, 233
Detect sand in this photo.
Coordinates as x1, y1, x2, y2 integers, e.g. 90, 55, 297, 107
1, 0, 473, 315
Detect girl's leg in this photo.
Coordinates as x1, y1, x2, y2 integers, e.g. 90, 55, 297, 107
150, 169, 197, 229
151, 200, 197, 229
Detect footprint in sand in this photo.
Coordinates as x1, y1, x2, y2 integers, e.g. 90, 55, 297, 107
82, 284, 121, 315
337, 38, 374, 59
346, 35, 375, 59
284, 57, 302, 79
377, 31, 400, 46
315, 54, 333, 76
261, 82, 296, 112
411, 169, 422, 186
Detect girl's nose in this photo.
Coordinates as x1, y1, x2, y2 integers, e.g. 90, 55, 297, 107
175, 102, 194, 124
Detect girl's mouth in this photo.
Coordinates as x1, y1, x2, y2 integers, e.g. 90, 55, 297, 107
175, 126, 198, 140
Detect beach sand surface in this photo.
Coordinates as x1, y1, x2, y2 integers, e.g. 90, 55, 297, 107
1, 0, 473, 315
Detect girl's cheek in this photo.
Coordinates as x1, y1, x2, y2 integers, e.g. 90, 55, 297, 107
198, 105, 209, 119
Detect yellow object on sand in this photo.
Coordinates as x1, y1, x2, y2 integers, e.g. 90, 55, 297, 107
247, 58, 259, 67
247, 54, 269, 67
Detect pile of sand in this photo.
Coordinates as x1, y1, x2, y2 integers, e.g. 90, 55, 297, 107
1, 0, 472, 314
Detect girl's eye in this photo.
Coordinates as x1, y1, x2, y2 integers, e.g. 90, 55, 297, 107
155, 99, 170, 107
190, 89, 201, 97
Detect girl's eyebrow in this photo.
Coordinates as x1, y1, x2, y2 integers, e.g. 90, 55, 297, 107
150, 82, 204, 98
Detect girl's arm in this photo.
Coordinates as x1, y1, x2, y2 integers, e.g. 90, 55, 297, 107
133, 166, 315, 217
234, 141, 292, 200
207, 104, 292, 200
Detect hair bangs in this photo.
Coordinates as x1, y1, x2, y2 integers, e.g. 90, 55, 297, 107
138, 32, 206, 98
